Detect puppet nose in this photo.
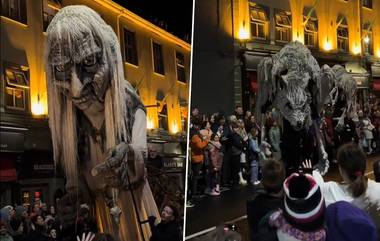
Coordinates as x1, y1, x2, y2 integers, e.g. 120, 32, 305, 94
297, 121, 303, 127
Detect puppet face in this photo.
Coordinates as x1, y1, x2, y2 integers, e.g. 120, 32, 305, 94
49, 33, 110, 111
272, 44, 314, 131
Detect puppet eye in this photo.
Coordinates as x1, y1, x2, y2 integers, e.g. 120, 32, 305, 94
285, 102, 293, 110
83, 54, 97, 66
280, 69, 288, 76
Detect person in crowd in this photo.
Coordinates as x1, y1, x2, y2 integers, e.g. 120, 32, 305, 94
237, 119, 249, 185
230, 123, 244, 189
10, 206, 27, 241
49, 206, 56, 218
0, 220, 13, 241
362, 115, 375, 155
325, 201, 378, 241
255, 172, 326, 241
373, 160, 380, 183
372, 110, 380, 153
27, 215, 47, 241
190, 117, 210, 197
247, 159, 285, 241
149, 204, 181, 241
234, 106, 244, 120
208, 133, 223, 196
304, 143, 380, 234
245, 115, 260, 136
248, 127, 261, 185
269, 120, 281, 161
200, 121, 213, 195
47, 228, 58, 241
147, 147, 164, 170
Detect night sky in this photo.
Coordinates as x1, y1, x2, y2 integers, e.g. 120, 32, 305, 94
112, 0, 193, 43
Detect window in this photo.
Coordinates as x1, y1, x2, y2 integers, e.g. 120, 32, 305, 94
152, 42, 164, 75
304, 17, 318, 47
363, 24, 373, 55
158, 103, 168, 131
124, 29, 138, 65
337, 17, 348, 52
42, 0, 59, 32
275, 11, 292, 43
362, 0, 372, 8
176, 52, 186, 83
4, 66, 29, 110
1, 0, 27, 24
250, 6, 267, 40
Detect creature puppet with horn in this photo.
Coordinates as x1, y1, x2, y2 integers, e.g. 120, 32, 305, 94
256, 41, 357, 175
44, 6, 159, 241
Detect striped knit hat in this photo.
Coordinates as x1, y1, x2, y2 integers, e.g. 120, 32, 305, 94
283, 172, 325, 231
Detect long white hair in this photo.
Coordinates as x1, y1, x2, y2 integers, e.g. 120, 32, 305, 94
44, 5, 134, 189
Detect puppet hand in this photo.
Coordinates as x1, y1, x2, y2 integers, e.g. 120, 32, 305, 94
77, 232, 95, 241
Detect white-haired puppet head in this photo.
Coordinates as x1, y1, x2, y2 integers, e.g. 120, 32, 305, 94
256, 41, 357, 132
44, 6, 139, 189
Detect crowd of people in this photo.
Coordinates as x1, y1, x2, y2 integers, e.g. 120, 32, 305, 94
188, 95, 380, 240
0, 198, 181, 241
188, 99, 380, 203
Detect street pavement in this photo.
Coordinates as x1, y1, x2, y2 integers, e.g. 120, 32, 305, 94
185, 154, 380, 241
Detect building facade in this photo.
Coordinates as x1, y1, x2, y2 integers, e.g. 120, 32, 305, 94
191, 0, 380, 114
1, 0, 190, 206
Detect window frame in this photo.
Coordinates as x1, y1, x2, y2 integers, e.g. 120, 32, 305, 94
3, 66, 29, 111
0, 0, 27, 25
275, 10, 292, 43
152, 41, 165, 75
175, 52, 186, 83
250, 6, 268, 40
303, 16, 318, 47
123, 28, 139, 66
337, 23, 349, 52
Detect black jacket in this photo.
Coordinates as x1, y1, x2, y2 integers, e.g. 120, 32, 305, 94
150, 220, 181, 241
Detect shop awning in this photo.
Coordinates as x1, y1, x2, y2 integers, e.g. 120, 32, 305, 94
0, 155, 17, 182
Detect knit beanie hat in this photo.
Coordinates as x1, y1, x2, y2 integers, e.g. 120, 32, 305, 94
326, 201, 378, 241
14, 206, 25, 218
283, 173, 325, 231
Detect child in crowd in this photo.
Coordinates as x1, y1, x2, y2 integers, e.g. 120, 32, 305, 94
208, 134, 223, 196
248, 127, 261, 185
247, 159, 285, 241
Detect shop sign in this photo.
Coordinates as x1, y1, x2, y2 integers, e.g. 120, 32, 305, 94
0, 132, 24, 152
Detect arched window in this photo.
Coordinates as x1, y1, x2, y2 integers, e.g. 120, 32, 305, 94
337, 16, 348, 52
363, 23, 373, 55
275, 10, 292, 43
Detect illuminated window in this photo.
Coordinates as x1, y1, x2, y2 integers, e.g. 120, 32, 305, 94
337, 18, 348, 52
362, 0, 372, 8
4, 66, 29, 110
152, 42, 165, 75
124, 29, 138, 66
250, 6, 267, 40
158, 103, 168, 131
176, 52, 186, 83
0, 0, 27, 24
275, 11, 292, 43
42, 0, 59, 32
304, 17, 318, 47
363, 24, 373, 55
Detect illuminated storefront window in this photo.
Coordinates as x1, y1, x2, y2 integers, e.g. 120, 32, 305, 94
363, 24, 373, 55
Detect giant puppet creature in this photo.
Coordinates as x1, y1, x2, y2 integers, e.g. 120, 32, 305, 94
256, 41, 357, 175
44, 6, 159, 241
